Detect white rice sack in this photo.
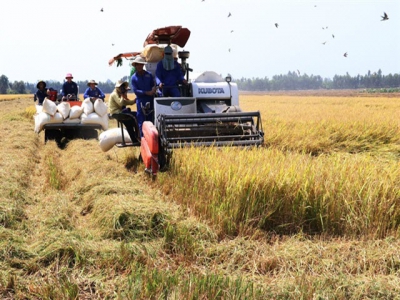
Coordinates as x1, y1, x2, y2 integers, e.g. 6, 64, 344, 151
99, 127, 132, 152
63, 118, 81, 124
42, 98, 57, 116
57, 102, 71, 119
82, 98, 94, 115
94, 99, 108, 117
34, 112, 63, 133
81, 112, 109, 130
35, 105, 43, 114
69, 105, 83, 119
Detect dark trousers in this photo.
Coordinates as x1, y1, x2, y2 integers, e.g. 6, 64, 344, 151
116, 110, 140, 143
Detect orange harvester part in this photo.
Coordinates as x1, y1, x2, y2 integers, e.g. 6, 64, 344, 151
140, 137, 152, 169
142, 121, 159, 154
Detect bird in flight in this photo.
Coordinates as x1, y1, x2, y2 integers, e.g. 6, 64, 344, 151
381, 12, 389, 21
332, 34, 335, 38
231, 30, 234, 33
227, 12, 232, 17
343, 52, 348, 57
297, 69, 300, 75
100, 8, 103, 12
322, 41, 327, 45
112, 44, 114, 46
275, 23, 279, 28
228, 48, 231, 52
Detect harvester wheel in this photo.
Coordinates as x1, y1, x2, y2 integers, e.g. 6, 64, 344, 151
158, 146, 171, 172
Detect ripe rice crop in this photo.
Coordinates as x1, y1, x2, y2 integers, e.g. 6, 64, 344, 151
2, 94, 400, 299
160, 95, 400, 238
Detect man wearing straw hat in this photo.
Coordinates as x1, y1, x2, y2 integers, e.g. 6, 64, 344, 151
130, 56, 157, 136
83, 80, 105, 102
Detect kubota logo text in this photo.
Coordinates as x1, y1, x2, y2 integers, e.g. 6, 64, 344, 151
198, 88, 225, 94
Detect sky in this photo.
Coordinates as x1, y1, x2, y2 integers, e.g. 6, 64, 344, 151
0, 0, 399, 83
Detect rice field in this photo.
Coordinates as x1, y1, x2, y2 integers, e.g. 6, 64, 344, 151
1, 93, 400, 299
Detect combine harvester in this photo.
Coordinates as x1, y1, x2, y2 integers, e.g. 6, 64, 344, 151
109, 26, 264, 175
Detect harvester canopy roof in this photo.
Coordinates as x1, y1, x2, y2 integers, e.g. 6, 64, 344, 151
143, 26, 190, 48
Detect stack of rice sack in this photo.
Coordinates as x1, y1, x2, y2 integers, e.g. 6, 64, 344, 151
34, 98, 109, 133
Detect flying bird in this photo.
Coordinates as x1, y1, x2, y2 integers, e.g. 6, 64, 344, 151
100, 8, 103, 12
275, 23, 279, 28
322, 41, 327, 45
381, 12, 389, 21
343, 52, 348, 57
228, 48, 231, 52
297, 69, 300, 75
112, 44, 114, 46
332, 34, 335, 38
227, 12, 232, 17
231, 30, 234, 33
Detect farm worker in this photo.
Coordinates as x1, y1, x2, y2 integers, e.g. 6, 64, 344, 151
108, 80, 140, 143
34, 80, 55, 105
130, 56, 157, 137
83, 80, 105, 102
62, 73, 78, 101
155, 45, 187, 97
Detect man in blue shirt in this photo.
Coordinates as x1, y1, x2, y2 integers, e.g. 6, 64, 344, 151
83, 80, 105, 102
155, 46, 187, 97
62, 73, 78, 101
34, 80, 55, 105
130, 56, 157, 136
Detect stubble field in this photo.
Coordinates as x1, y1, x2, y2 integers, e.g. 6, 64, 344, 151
1, 92, 400, 299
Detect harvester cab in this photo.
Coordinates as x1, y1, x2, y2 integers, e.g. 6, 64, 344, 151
109, 26, 264, 175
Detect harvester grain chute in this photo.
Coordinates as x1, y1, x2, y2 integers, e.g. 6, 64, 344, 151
109, 25, 264, 175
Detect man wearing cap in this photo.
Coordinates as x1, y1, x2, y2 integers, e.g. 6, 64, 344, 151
155, 46, 187, 97
108, 80, 139, 143
130, 56, 157, 136
34, 81, 55, 105
83, 80, 105, 102
62, 73, 78, 101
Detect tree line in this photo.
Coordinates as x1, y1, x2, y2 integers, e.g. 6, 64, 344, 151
1, 70, 399, 95
235, 69, 400, 91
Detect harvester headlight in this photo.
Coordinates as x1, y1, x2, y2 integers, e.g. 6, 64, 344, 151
225, 76, 232, 83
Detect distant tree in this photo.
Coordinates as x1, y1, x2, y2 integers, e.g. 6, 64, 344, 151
11, 80, 26, 94
0, 75, 10, 94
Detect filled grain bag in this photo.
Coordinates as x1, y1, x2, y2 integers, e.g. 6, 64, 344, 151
35, 105, 43, 114
69, 105, 83, 119
34, 112, 63, 133
98, 127, 132, 152
63, 118, 81, 124
94, 99, 108, 117
42, 98, 57, 116
82, 98, 94, 115
57, 102, 71, 119
81, 112, 108, 130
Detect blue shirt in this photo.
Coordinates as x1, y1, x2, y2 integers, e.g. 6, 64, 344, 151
34, 88, 55, 104
155, 60, 185, 87
62, 81, 78, 96
131, 71, 155, 102
83, 87, 105, 100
